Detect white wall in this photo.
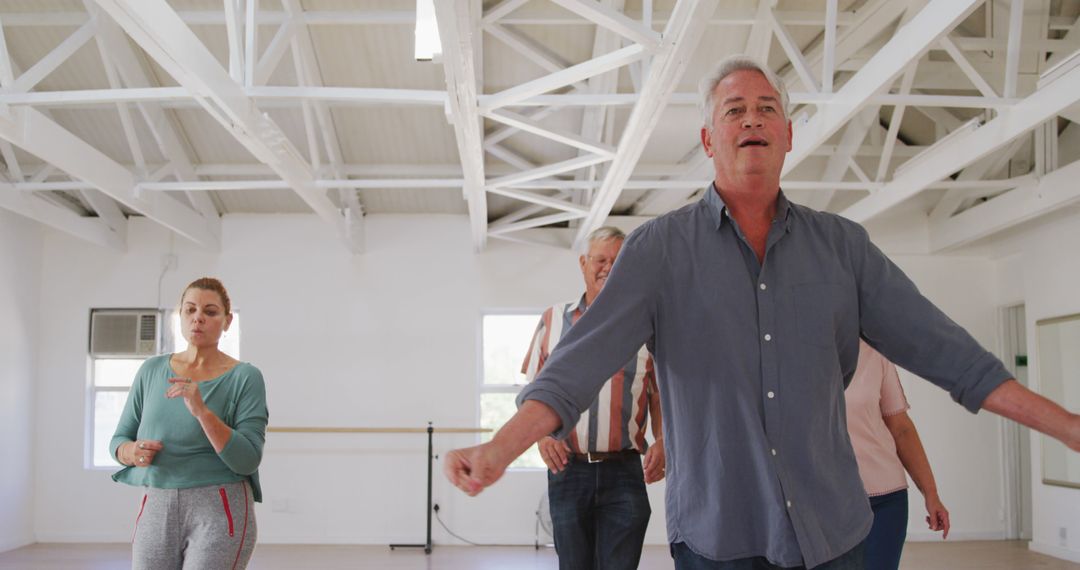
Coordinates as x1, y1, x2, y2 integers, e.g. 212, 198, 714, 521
0, 210, 42, 552
24, 212, 1021, 549
31, 214, 672, 545
988, 214, 1080, 563
887, 255, 1006, 541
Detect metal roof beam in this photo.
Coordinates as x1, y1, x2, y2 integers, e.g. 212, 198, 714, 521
483, 23, 589, 92
89, 1, 222, 242
483, 109, 615, 157
768, 5, 818, 92
0, 17, 24, 182
803, 106, 877, 211
486, 186, 591, 214
572, 0, 719, 249
928, 158, 1080, 252
12, 18, 97, 92
482, 0, 530, 24
629, 150, 710, 215
436, 0, 488, 251
783, 0, 982, 176
0, 87, 1023, 110
488, 211, 586, 236
283, 0, 363, 252
570, 0, 627, 218
93, 0, 357, 251
480, 44, 649, 111
254, 15, 297, 86
547, 0, 661, 49
0, 177, 124, 250
778, 0, 907, 93
928, 137, 1026, 224
0, 9, 865, 27
0, 106, 213, 245
840, 53, 1080, 223
488, 154, 610, 188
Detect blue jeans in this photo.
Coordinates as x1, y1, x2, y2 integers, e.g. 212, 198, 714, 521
548, 454, 651, 570
671, 540, 865, 569
864, 489, 908, 570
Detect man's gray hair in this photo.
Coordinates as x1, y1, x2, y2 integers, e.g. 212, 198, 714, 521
699, 55, 790, 129
582, 226, 625, 253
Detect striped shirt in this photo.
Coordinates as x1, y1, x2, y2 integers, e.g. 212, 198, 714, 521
521, 295, 657, 454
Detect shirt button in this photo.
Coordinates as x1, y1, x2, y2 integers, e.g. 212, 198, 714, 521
771, 448, 777, 456
767, 391, 775, 399
759, 283, 767, 291
764, 333, 772, 341
786, 500, 792, 508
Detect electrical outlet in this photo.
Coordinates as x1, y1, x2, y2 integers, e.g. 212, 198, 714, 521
272, 498, 291, 513
1059, 526, 1068, 546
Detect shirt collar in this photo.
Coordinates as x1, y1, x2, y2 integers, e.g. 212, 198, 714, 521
702, 182, 793, 230
569, 293, 589, 314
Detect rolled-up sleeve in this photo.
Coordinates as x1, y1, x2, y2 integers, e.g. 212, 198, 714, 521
518, 224, 662, 438
851, 224, 1011, 412
218, 367, 268, 475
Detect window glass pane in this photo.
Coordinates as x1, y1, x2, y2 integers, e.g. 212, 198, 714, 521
170, 311, 241, 358
93, 359, 144, 388
92, 391, 129, 468
480, 393, 544, 469
482, 314, 538, 385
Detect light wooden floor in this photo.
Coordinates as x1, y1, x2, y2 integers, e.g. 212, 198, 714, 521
0, 541, 1076, 569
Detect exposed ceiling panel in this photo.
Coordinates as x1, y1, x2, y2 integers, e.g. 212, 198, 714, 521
0, 0, 1077, 252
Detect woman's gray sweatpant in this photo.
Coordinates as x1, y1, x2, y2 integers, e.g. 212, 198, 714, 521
131, 481, 257, 570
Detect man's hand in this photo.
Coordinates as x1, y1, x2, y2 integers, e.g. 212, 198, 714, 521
443, 442, 512, 497
642, 439, 665, 483
924, 493, 951, 540
538, 436, 571, 474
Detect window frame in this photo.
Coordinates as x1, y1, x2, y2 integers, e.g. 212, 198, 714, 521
85, 357, 152, 470
85, 308, 241, 470
477, 308, 545, 471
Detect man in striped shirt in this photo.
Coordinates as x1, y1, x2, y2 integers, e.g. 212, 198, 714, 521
520, 226, 665, 570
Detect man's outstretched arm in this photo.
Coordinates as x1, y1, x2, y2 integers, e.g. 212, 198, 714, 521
982, 379, 1080, 452
443, 400, 561, 496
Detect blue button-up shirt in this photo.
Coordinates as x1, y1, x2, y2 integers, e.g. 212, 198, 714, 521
519, 186, 1012, 568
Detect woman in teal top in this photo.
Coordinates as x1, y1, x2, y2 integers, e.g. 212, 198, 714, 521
111, 277, 267, 570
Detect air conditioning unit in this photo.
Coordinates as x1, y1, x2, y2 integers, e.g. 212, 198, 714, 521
89, 309, 162, 357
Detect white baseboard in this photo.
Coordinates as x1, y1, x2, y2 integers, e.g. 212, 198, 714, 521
33, 532, 128, 543
905, 530, 1004, 542
0, 536, 33, 554
257, 534, 547, 546
1029, 541, 1080, 563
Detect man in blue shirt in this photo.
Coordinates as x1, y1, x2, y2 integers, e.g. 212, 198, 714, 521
444, 55, 1080, 569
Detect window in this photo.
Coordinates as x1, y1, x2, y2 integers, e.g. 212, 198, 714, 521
87, 311, 240, 469
480, 312, 545, 469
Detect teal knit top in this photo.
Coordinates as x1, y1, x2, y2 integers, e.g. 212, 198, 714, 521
110, 354, 268, 502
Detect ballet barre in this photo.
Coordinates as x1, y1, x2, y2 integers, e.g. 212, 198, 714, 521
267, 422, 491, 554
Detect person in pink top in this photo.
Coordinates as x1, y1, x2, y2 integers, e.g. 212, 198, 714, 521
846, 340, 950, 569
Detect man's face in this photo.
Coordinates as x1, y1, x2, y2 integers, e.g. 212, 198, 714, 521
579, 237, 623, 301
701, 69, 793, 184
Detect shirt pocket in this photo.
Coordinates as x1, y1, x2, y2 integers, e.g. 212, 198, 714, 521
791, 281, 855, 349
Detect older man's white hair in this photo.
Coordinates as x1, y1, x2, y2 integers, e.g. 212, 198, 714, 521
581, 226, 626, 254
698, 54, 790, 130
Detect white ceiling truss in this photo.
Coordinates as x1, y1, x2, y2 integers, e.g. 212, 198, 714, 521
0, 0, 1078, 254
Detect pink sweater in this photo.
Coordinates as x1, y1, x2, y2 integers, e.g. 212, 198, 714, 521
845, 341, 910, 496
